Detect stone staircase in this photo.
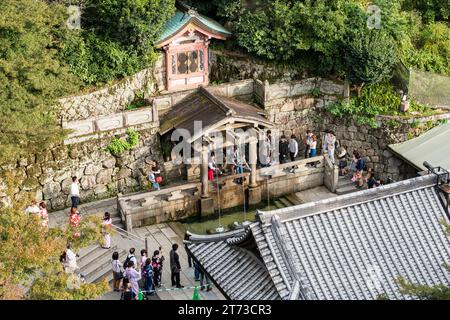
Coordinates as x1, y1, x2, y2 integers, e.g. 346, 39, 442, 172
335, 176, 365, 195
78, 244, 126, 284
273, 194, 302, 209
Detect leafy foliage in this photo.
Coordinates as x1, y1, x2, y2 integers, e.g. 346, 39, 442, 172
342, 30, 398, 85
402, 0, 450, 23
0, 0, 80, 166
0, 172, 105, 300
29, 273, 109, 300
326, 82, 438, 128
405, 22, 450, 75
59, 0, 175, 85
106, 129, 140, 156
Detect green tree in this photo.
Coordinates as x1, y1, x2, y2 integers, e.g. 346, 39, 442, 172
0, 172, 107, 300
402, 0, 450, 23
342, 29, 398, 91
0, 0, 79, 166
59, 0, 176, 85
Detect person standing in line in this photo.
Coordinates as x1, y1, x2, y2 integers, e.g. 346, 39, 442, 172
39, 201, 49, 229
139, 249, 148, 272
25, 200, 40, 216
279, 135, 290, 164
120, 278, 136, 300
142, 258, 155, 296
356, 152, 366, 173
304, 130, 313, 158
288, 134, 298, 173
366, 168, 376, 189
309, 135, 317, 157
70, 176, 80, 209
199, 269, 212, 291
326, 130, 336, 164
193, 260, 201, 281
152, 249, 164, 287
170, 243, 183, 288
101, 212, 112, 249
69, 207, 81, 238
322, 130, 329, 154
111, 251, 124, 292
124, 248, 137, 268
124, 261, 141, 298
147, 167, 160, 191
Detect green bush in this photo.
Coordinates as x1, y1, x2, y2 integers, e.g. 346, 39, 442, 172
105, 129, 140, 156
58, 0, 175, 86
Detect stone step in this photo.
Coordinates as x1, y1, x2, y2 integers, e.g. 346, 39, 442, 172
273, 200, 285, 209
85, 249, 127, 284
285, 194, 302, 205
112, 216, 122, 225
335, 183, 368, 195
337, 177, 355, 188
79, 245, 116, 270
78, 244, 101, 265
279, 197, 294, 207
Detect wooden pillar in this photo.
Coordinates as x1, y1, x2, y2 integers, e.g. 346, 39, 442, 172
248, 137, 261, 205
249, 138, 258, 187
201, 144, 209, 198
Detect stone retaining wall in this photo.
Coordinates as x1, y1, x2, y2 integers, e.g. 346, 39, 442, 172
58, 55, 166, 122
263, 84, 450, 182
0, 127, 163, 210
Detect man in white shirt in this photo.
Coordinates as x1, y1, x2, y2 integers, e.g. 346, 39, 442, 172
70, 176, 80, 208
288, 134, 299, 173
65, 243, 79, 274
25, 200, 40, 215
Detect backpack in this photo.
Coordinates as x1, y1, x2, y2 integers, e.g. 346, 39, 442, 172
123, 255, 134, 269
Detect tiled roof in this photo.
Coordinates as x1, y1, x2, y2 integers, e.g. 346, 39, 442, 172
254, 174, 450, 300
156, 2, 231, 46
389, 122, 450, 171
159, 87, 272, 137
186, 174, 450, 300
185, 229, 281, 300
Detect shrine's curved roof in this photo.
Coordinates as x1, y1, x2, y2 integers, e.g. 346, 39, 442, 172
156, 4, 231, 47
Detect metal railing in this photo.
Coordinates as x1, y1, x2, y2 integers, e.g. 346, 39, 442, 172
112, 224, 145, 244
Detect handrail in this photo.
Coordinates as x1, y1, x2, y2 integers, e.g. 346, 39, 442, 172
112, 224, 145, 243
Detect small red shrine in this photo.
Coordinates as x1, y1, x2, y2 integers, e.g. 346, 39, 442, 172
155, 1, 231, 92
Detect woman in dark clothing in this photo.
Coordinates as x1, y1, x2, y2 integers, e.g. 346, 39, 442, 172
151, 249, 163, 287
142, 258, 155, 296
120, 278, 136, 300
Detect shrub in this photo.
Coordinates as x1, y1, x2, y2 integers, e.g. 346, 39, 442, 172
105, 129, 140, 156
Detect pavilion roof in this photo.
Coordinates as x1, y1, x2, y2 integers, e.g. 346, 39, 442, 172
159, 87, 273, 141
155, 1, 231, 48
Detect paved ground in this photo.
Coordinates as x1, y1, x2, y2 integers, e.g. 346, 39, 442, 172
48, 197, 117, 228
295, 186, 336, 203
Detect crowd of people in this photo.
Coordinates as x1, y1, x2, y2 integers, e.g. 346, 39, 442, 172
111, 243, 210, 300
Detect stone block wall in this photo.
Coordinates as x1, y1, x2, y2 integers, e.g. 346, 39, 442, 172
263, 83, 450, 182
0, 126, 163, 210
58, 55, 166, 122
209, 50, 310, 83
